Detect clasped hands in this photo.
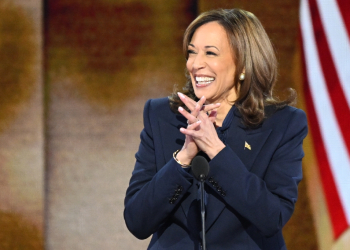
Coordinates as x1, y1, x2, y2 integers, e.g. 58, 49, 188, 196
176, 92, 226, 167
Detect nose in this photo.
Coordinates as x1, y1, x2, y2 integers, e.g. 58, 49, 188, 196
191, 53, 206, 70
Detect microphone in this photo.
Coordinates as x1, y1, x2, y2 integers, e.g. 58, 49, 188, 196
191, 155, 210, 181
191, 155, 210, 250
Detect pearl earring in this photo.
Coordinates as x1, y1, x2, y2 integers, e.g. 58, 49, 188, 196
239, 73, 245, 81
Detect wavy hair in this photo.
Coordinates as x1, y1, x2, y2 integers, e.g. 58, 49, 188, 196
169, 9, 296, 127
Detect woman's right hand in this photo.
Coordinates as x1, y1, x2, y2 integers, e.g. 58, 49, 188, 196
176, 93, 219, 166
177, 92, 220, 123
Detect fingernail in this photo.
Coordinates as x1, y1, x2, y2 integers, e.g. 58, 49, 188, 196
178, 92, 184, 98
178, 107, 183, 111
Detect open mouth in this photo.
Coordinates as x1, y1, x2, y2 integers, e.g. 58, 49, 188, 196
195, 76, 215, 87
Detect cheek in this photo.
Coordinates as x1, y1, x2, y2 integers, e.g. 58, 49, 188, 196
220, 65, 235, 82
186, 60, 195, 83
186, 59, 192, 72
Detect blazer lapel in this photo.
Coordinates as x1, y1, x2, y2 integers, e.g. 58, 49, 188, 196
240, 129, 272, 170
205, 188, 226, 232
205, 112, 272, 232
225, 112, 272, 172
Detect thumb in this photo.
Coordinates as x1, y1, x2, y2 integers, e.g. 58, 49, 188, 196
208, 110, 217, 123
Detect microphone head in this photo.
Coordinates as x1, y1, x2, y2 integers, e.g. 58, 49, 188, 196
191, 155, 210, 181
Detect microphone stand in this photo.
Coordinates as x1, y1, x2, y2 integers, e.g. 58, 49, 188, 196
191, 155, 209, 250
199, 174, 206, 250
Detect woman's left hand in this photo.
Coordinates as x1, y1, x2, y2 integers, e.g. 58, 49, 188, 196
177, 92, 220, 123
178, 96, 225, 159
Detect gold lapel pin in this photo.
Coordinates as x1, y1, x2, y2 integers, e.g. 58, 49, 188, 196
244, 141, 251, 150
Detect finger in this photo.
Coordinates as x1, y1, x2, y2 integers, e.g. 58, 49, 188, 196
201, 103, 221, 112
178, 106, 198, 124
197, 95, 206, 107
177, 92, 197, 111
187, 119, 201, 129
191, 101, 201, 118
192, 96, 206, 117
180, 126, 198, 136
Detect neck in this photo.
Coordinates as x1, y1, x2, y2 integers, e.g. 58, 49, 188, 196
207, 88, 237, 127
213, 100, 233, 127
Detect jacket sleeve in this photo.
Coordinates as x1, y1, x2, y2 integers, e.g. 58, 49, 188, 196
124, 99, 193, 239
206, 108, 308, 237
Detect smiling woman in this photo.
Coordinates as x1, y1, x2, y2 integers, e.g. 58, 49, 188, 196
186, 22, 237, 127
124, 8, 308, 250
170, 9, 296, 127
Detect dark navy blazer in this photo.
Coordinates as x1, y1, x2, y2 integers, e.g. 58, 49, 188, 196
124, 97, 308, 250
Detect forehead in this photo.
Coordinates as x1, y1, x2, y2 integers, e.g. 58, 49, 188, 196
190, 21, 229, 48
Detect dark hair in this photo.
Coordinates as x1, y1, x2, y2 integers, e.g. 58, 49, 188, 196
169, 8, 296, 127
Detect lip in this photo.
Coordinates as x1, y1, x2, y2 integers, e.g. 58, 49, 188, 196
193, 74, 215, 88
195, 81, 214, 88
194, 74, 215, 78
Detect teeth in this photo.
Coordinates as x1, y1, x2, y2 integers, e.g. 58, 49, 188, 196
195, 76, 215, 82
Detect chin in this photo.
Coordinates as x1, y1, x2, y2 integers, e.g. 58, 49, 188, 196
193, 90, 205, 99
195, 92, 214, 104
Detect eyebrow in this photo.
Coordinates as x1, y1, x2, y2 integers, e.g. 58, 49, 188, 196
188, 44, 220, 51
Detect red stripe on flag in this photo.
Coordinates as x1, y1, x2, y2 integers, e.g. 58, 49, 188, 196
309, 0, 350, 157
300, 27, 349, 239
335, 0, 350, 39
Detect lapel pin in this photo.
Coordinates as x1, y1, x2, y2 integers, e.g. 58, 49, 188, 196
244, 141, 251, 150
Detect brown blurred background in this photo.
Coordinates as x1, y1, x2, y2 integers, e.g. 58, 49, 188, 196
0, 0, 319, 249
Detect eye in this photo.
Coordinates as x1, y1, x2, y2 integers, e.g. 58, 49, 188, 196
206, 51, 217, 56
187, 49, 196, 55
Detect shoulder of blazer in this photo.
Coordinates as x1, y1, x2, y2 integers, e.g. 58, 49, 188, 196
262, 105, 306, 128
238, 105, 307, 145
233, 105, 306, 130
265, 104, 302, 117
259, 105, 308, 144
147, 97, 187, 126
148, 97, 174, 115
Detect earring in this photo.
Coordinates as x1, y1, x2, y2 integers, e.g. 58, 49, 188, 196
239, 73, 245, 81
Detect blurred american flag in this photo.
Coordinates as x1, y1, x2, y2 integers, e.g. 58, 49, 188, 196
300, 0, 350, 240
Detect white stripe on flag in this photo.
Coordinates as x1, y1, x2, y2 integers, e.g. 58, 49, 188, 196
300, 0, 350, 223
316, 0, 350, 108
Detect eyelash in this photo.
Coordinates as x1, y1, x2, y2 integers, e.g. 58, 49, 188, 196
206, 51, 217, 56
187, 50, 195, 54
187, 50, 217, 56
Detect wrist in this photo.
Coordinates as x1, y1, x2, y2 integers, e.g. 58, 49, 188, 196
207, 142, 225, 159
173, 150, 192, 167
